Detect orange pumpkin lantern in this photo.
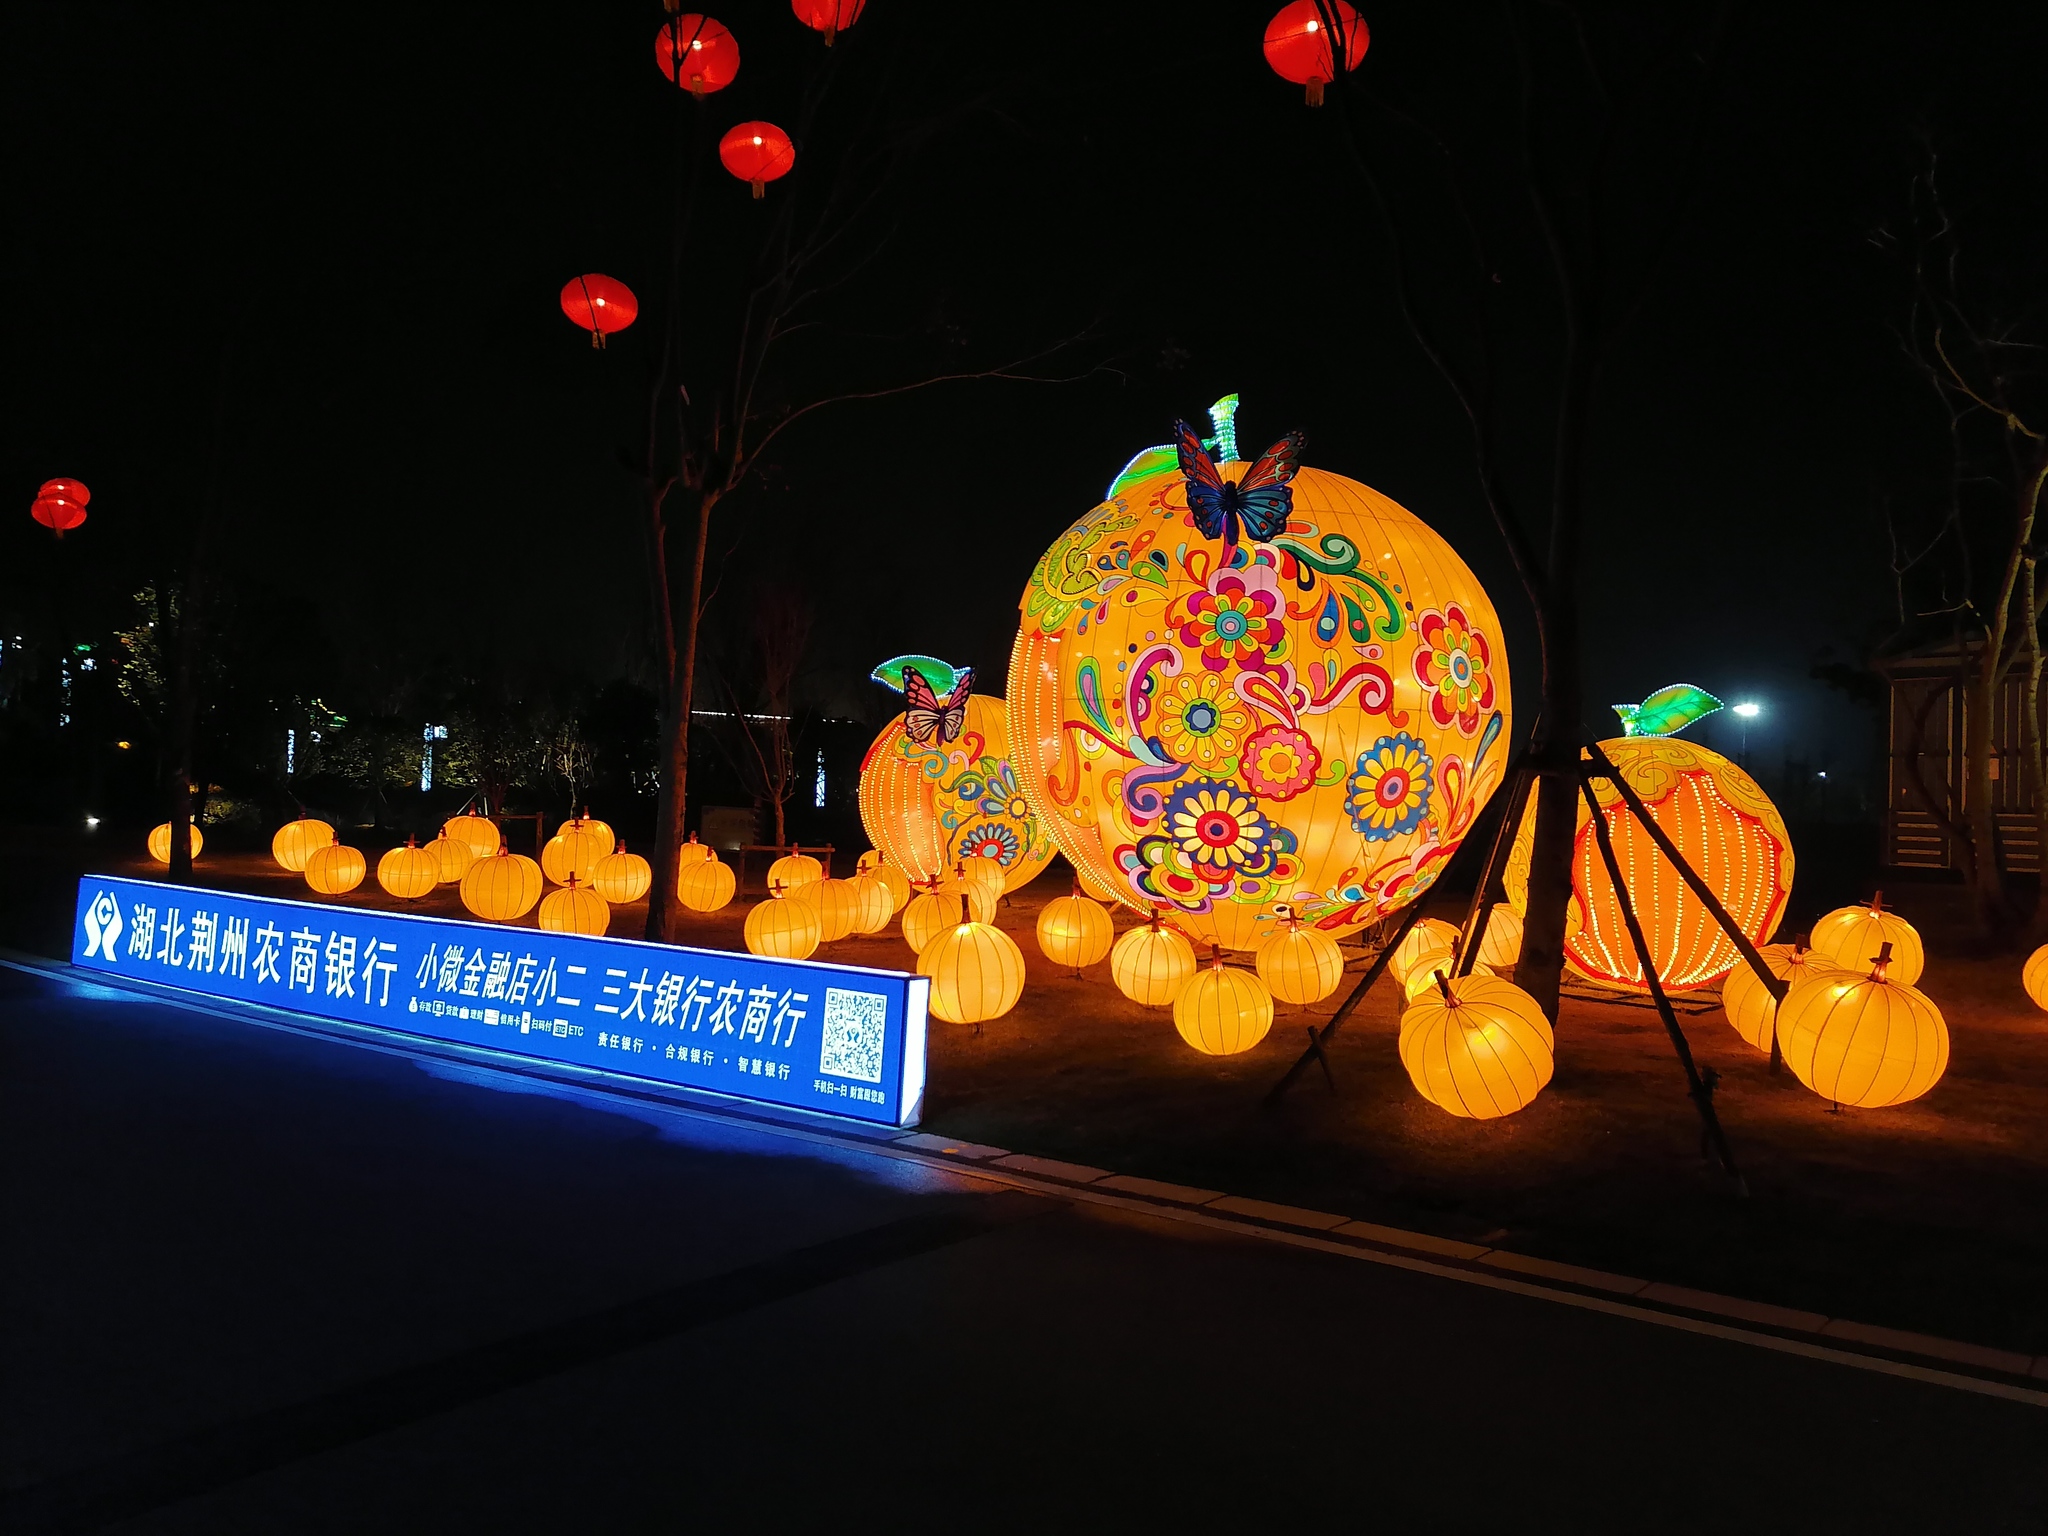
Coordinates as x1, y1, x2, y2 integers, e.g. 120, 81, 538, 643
746, 895, 820, 959
461, 847, 543, 921
1174, 956, 1274, 1055
1398, 973, 1555, 1118
429, 831, 475, 884
1109, 915, 1196, 1008
305, 843, 367, 896
1776, 945, 1948, 1108
1808, 894, 1924, 986
375, 838, 440, 900
856, 850, 913, 913
677, 856, 737, 912
795, 877, 860, 943
919, 921, 1026, 1025
591, 843, 652, 904
147, 822, 203, 864
443, 814, 501, 861
1256, 919, 1345, 1005
847, 873, 895, 935
539, 875, 611, 936
767, 850, 823, 892
1505, 737, 1794, 992
1036, 891, 1115, 971
541, 826, 608, 888
271, 818, 334, 872
1720, 940, 1844, 1054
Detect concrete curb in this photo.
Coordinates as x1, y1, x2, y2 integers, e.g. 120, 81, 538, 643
10, 952, 2046, 1407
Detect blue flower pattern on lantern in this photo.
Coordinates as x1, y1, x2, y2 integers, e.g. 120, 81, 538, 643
958, 821, 1023, 866
1347, 733, 1435, 842
1163, 779, 1273, 876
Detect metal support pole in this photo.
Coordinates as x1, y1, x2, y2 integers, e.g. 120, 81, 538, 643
1453, 754, 1534, 981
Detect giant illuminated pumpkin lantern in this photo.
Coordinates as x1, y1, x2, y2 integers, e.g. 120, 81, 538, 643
1007, 398, 1512, 951
859, 656, 1056, 894
1504, 737, 1794, 992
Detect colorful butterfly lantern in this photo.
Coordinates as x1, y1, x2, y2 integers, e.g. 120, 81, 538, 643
857, 655, 1057, 894
1008, 397, 1513, 951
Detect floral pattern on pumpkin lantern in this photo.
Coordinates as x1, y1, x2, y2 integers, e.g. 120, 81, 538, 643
1023, 502, 1140, 631
1413, 603, 1496, 736
958, 821, 1022, 866
1348, 733, 1435, 841
1242, 723, 1319, 801
1155, 671, 1251, 768
1163, 779, 1274, 876
1176, 569, 1285, 672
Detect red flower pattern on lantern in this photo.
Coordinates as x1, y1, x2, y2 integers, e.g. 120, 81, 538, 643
1176, 570, 1284, 672
719, 121, 795, 198
1242, 723, 1319, 801
1262, 0, 1369, 106
655, 15, 739, 95
1412, 603, 1495, 735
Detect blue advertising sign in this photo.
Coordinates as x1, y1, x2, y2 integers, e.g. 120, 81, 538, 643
70, 876, 928, 1127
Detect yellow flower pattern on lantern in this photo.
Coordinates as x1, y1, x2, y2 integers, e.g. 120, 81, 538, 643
1168, 782, 1271, 875
1346, 732, 1434, 842
1154, 670, 1250, 768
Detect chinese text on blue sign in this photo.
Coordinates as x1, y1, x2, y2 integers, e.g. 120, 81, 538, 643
72, 876, 928, 1127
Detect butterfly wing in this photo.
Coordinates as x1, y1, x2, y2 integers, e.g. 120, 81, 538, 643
936, 668, 975, 743
1231, 432, 1305, 543
902, 666, 944, 745
1173, 419, 1231, 543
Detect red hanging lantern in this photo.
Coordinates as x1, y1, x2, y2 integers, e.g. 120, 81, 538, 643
719, 122, 795, 199
31, 478, 88, 538
559, 274, 639, 348
655, 15, 739, 96
793, 0, 864, 46
1263, 0, 1368, 106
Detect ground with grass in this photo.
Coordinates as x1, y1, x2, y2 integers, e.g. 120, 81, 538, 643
8, 824, 2046, 1358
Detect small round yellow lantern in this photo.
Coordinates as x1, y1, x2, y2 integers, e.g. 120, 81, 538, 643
1389, 918, 1461, 989
375, 837, 440, 900
539, 875, 611, 936
676, 856, 736, 913
1809, 893, 1924, 986
1256, 919, 1345, 1005
443, 814, 501, 861
429, 831, 475, 884
678, 833, 713, 867
1398, 973, 1555, 1119
918, 920, 1026, 1025
847, 874, 894, 935
1720, 940, 1844, 1054
767, 850, 824, 893
1036, 891, 1115, 971
1402, 956, 1461, 1001
958, 854, 1006, 904
304, 842, 366, 895
1474, 904, 1522, 971
1174, 956, 1275, 1055
745, 895, 820, 960
1109, 915, 1197, 1008
562, 811, 614, 852
938, 875, 996, 925
270, 818, 333, 872
147, 822, 203, 864
796, 877, 860, 943
1776, 944, 1948, 1108
856, 850, 912, 914
541, 826, 607, 887
590, 843, 652, 904
902, 888, 975, 956
461, 847, 543, 921
2025, 944, 2048, 1013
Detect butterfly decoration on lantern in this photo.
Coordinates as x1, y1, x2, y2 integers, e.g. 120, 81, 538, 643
1173, 419, 1304, 551
858, 655, 1054, 893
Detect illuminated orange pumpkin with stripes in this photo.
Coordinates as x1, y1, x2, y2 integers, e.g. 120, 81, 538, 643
1504, 737, 1793, 992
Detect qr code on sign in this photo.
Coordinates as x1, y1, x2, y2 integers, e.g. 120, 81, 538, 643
818, 988, 888, 1084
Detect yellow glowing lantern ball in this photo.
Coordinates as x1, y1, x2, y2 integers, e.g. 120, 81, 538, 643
939, 875, 997, 925
1776, 947, 1948, 1108
429, 831, 475, 884
1721, 941, 1846, 1054
857, 671, 1056, 896
768, 851, 824, 892
902, 889, 974, 956
443, 814, 501, 861
541, 826, 607, 888
856, 850, 913, 914
461, 848, 543, 921
1389, 918, 1461, 989
958, 853, 1007, 902
376, 838, 440, 900
563, 812, 614, 852
2025, 945, 2048, 1013
847, 873, 894, 935
796, 877, 861, 943
539, 876, 611, 936
919, 920, 1027, 1025
304, 842, 366, 895
1174, 958, 1275, 1055
271, 817, 334, 872
1007, 403, 1513, 952
1256, 921, 1345, 1005
1402, 956, 1461, 1001
147, 822, 204, 864
1474, 904, 1522, 971
676, 856, 736, 913
1037, 891, 1116, 970
745, 895, 820, 960
678, 834, 713, 867
1398, 973, 1555, 1119
1808, 894, 1924, 987
1504, 737, 1793, 992
590, 843, 652, 904
1110, 917, 1198, 1007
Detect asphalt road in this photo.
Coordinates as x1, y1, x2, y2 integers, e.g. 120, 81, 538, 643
3, 963, 2042, 1534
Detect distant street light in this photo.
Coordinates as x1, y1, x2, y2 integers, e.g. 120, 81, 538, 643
1732, 700, 1761, 763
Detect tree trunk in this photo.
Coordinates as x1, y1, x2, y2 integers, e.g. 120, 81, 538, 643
644, 483, 718, 942
165, 592, 204, 882
1962, 658, 2014, 938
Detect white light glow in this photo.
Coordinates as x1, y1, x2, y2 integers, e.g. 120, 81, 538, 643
1733, 702, 1761, 718
85, 816, 100, 828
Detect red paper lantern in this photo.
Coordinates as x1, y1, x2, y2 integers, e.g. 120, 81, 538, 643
1263, 0, 1368, 106
720, 121, 795, 198
31, 479, 88, 538
793, 0, 864, 45
559, 274, 639, 349
655, 15, 739, 95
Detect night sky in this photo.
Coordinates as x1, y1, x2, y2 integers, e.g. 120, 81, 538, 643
7, 1, 2046, 801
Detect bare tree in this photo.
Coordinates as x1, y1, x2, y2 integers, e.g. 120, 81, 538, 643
709, 583, 814, 848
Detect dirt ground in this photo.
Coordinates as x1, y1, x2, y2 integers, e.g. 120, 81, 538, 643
10, 826, 2048, 1357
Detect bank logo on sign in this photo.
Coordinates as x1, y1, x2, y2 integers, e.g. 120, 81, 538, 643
83, 889, 124, 961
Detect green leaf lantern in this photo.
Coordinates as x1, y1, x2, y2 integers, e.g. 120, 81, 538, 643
1612, 684, 1724, 739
